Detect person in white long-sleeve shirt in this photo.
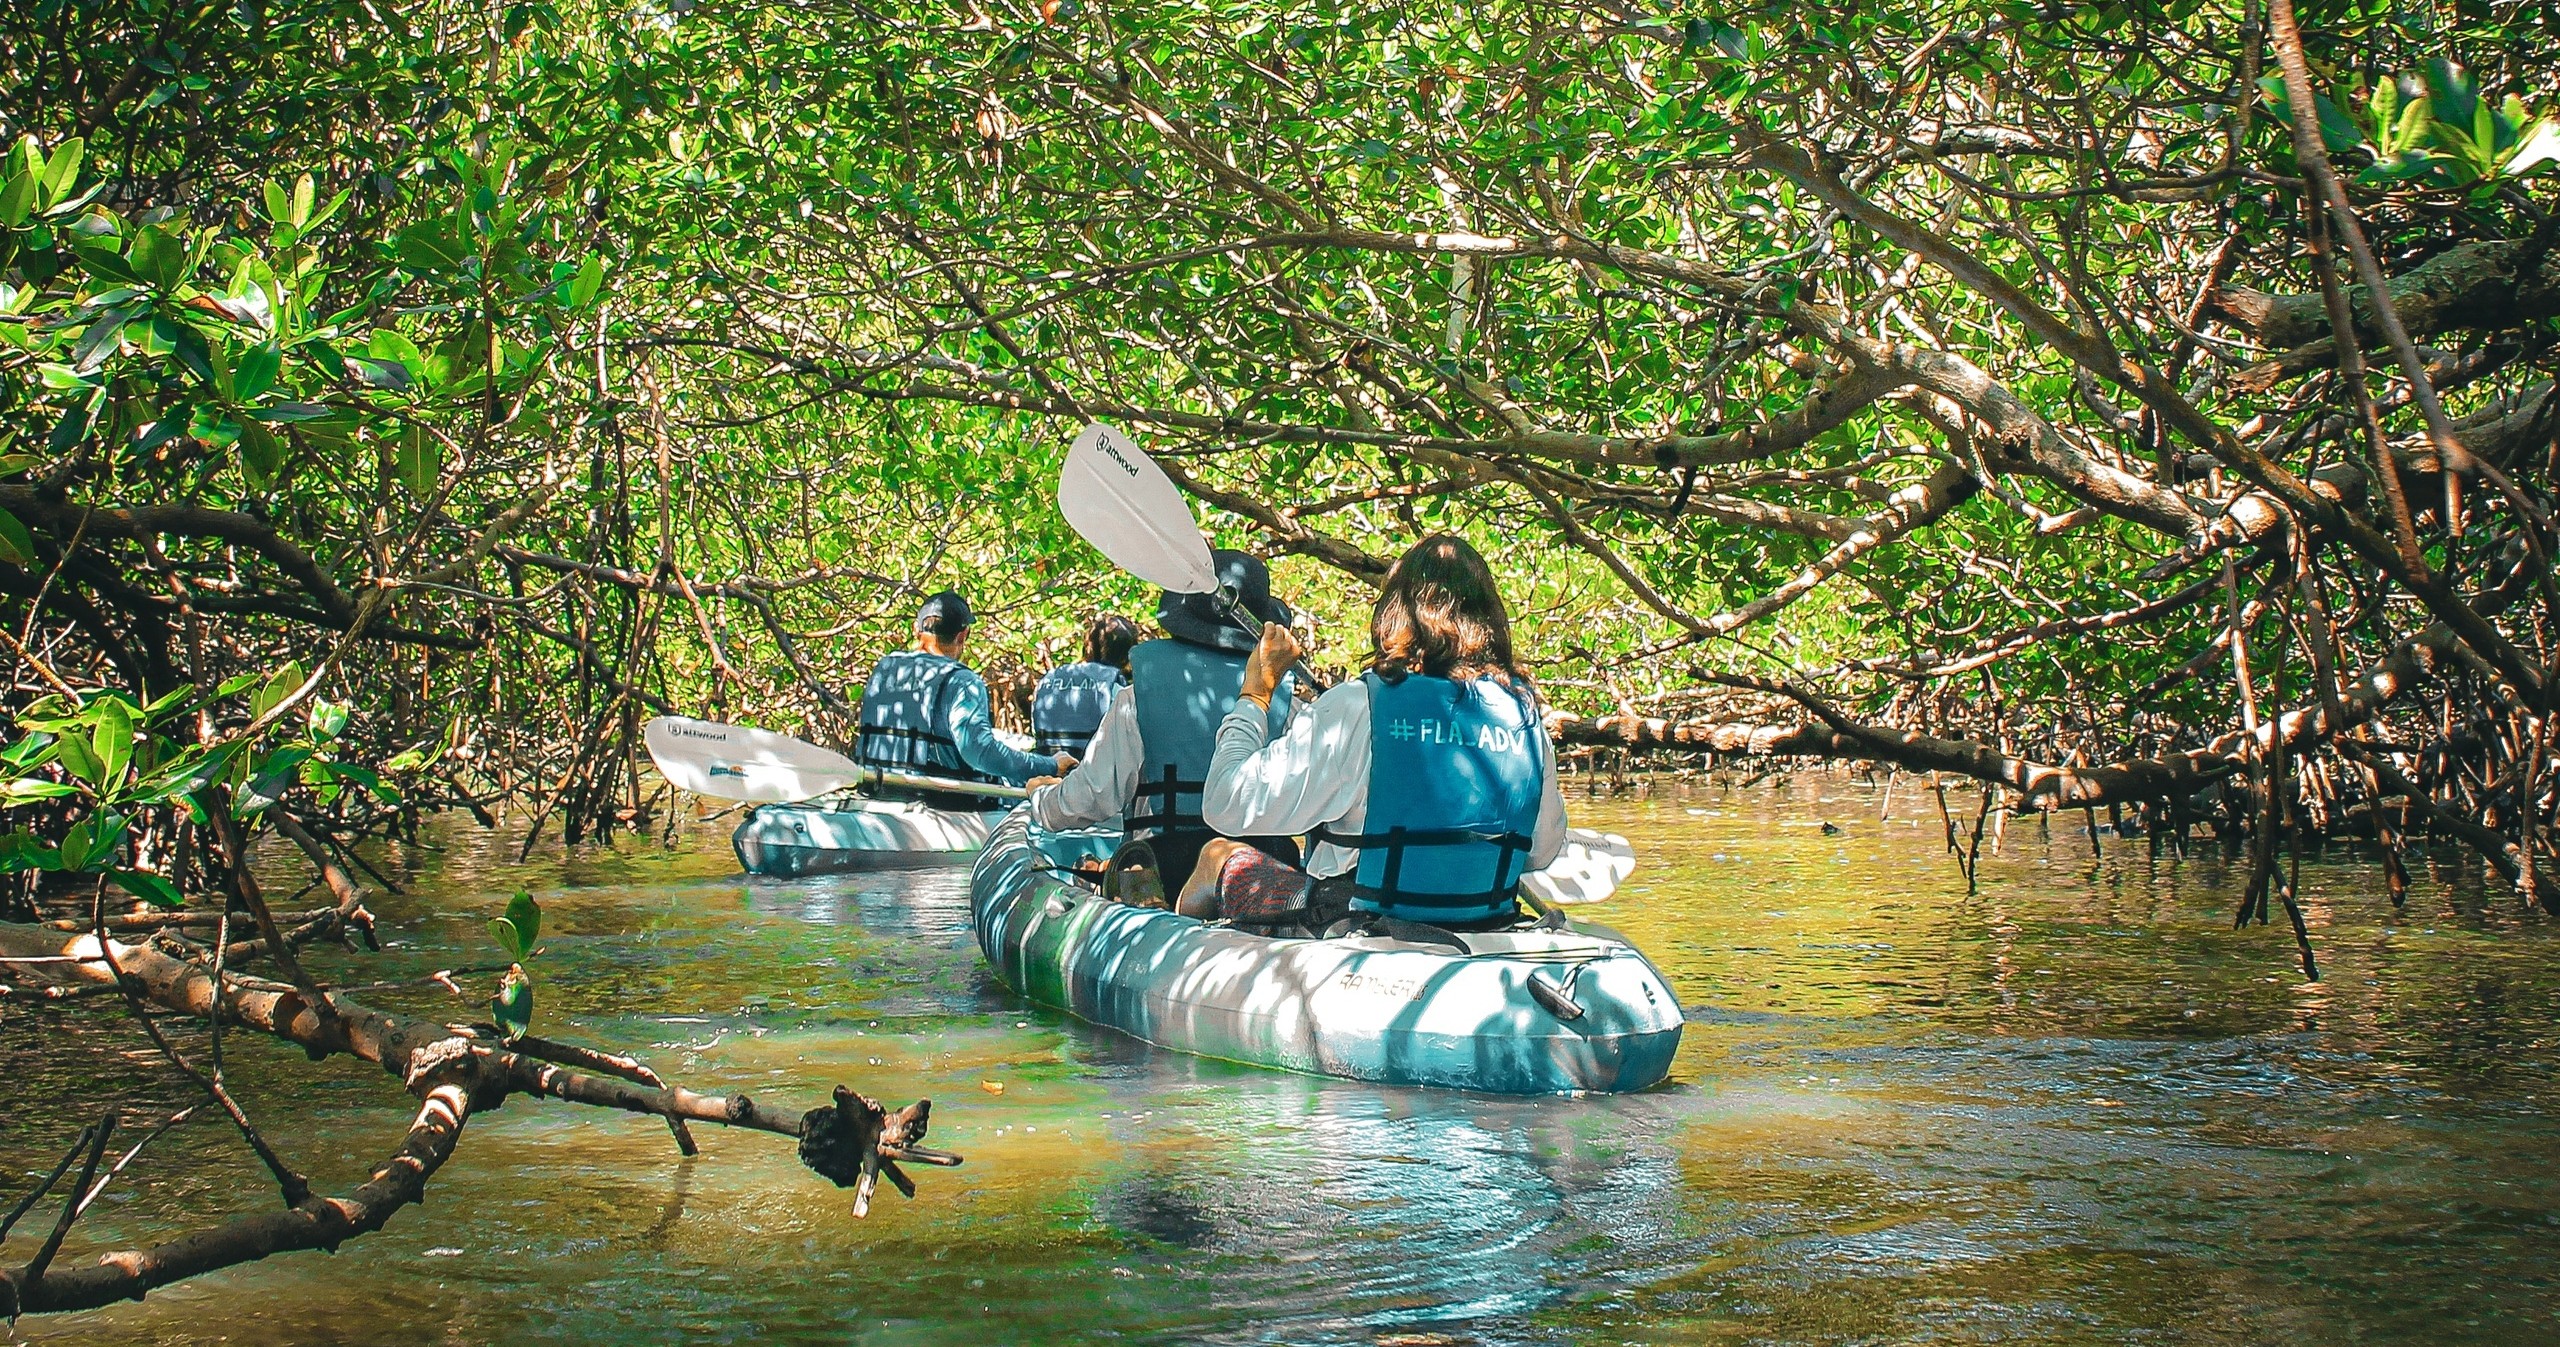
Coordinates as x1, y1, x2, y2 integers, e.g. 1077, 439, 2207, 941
1027, 550, 1301, 886
1179, 534, 1568, 935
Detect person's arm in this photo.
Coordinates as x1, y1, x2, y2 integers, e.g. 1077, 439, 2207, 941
1202, 627, 1369, 841
1029, 688, 1139, 828
946, 672, 1055, 785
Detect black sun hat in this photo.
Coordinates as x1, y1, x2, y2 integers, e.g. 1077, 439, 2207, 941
1157, 549, 1292, 655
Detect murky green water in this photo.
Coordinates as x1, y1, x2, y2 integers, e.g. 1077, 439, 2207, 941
11, 776, 2560, 1345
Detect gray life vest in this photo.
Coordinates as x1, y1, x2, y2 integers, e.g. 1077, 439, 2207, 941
1126, 638, 1292, 841
1031, 661, 1126, 758
853, 650, 999, 784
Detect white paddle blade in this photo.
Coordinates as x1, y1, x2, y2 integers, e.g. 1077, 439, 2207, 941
1519, 828, 1637, 905
1059, 422, 1220, 594
644, 716, 861, 803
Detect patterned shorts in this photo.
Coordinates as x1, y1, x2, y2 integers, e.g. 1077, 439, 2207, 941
1215, 844, 1312, 922
1214, 846, 1360, 932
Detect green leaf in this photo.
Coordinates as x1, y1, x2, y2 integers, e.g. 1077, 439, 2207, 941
396, 425, 441, 496
504, 889, 542, 952
110, 867, 184, 908
0, 778, 79, 805
291, 173, 315, 228
232, 341, 283, 401
69, 307, 134, 373
128, 224, 188, 292
250, 661, 304, 719
2390, 96, 2431, 155
237, 745, 312, 812
92, 697, 132, 788
0, 506, 36, 567
53, 732, 101, 787
2427, 58, 2477, 131
58, 817, 95, 871
0, 171, 33, 228
314, 759, 401, 804
2, 732, 56, 769
238, 420, 284, 490
140, 683, 193, 724
40, 137, 84, 202
568, 253, 606, 307
262, 180, 291, 224
488, 916, 526, 960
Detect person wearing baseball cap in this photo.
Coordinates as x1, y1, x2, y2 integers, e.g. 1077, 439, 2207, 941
853, 589, 1068, 806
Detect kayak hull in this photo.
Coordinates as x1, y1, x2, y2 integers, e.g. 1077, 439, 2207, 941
733, 800, 1006, 877
970, 810, 1684, 1095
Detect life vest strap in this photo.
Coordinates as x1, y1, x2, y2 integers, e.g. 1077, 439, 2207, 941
1127, 763, 1206, 837
1317, 823, 1533, 905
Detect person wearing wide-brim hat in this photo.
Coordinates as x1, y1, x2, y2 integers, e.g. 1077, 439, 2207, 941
854, 589, 1071, 809
1028, 549, 1305, 890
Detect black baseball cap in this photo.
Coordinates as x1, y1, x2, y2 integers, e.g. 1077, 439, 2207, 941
916, 590, 974, 636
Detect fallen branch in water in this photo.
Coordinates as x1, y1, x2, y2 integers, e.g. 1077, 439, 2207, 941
0, 914, 957, 1316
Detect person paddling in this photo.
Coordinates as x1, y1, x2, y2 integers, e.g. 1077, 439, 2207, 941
855, 590, 1070, 809
1026, 550, 1301, 888
1181, 534, 1566, 935
1031, 613, 1140, 762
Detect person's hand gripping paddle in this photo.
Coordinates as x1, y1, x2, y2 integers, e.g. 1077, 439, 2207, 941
1054, 421, 1636, 906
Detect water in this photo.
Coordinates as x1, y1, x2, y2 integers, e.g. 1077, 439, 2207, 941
11, 776, 2560, 1344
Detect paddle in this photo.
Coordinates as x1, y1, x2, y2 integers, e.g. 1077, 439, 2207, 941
643, 716, 1028, 805
1518, 828, 1638, 907
1059, 421, 1326, 690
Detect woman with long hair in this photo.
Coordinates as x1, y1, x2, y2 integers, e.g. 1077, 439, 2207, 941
1184, 533, 1567, 934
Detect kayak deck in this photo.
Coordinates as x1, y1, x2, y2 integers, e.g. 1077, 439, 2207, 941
734, 798, 1007, 877
969, 810, 1684, 1095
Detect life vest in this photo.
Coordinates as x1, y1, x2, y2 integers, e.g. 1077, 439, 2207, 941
1031, 661, 1126, 758
1331, 672, 1543, 926
853, 650, 1000, 785
1126, 638, 1291, 841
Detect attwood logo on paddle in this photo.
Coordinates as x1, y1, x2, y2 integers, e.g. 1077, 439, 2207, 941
668, 722, 733, 741
1093, 429, 1143, 477
1384, 718, 1528, 752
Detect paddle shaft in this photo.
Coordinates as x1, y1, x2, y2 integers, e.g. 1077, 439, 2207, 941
850, 766, 1028, 801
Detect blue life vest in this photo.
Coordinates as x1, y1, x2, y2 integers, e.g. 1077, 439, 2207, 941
1126, 638, 1292, 840
1334, 673, 1544, 926
853, 650, 999, 784
1031, 661, 1126, 758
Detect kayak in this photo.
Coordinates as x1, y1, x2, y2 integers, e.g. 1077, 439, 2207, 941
968, 811, 1685, 1095
733, 798, 1007, 877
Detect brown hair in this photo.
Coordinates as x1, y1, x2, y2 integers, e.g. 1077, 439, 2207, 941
1368, 534, 1528, 685
1083, 613, 1142, 668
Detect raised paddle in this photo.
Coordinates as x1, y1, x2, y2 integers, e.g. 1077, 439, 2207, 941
1058, 421, 1327, 689
643, 716, 1028, 804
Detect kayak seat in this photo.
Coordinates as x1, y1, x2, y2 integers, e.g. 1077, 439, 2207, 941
1319, 912, 1470, 955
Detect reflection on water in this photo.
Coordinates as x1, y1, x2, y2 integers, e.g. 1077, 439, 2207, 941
13, 776, 2560, 1345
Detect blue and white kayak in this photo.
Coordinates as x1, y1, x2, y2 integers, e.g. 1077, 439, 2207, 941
968, 811, 1684, 1095
733, 799, 1006, 877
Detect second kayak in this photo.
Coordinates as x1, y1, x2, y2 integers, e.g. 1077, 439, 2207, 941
733, 798, 1006, 877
